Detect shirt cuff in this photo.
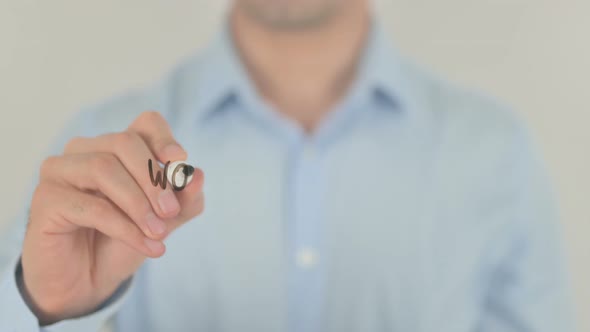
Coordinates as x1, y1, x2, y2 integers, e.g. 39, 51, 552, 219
0, 255, 134, 332
0, 255, 39, 331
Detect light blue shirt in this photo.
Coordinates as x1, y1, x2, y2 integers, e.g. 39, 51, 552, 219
0, 21, 574, 332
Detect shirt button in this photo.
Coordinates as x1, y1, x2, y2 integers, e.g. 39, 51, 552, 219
296, 248, 318, 269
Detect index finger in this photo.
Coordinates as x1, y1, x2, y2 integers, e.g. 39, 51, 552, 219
128, 111, 187, 163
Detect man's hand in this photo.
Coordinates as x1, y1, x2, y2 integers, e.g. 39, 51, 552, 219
20, 111, 204, 325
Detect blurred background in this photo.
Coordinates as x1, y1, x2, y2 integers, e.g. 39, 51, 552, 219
1, 0, 588, 329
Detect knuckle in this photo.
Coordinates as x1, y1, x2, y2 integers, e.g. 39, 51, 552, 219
30, 183, 61, 227
63, 136, 86, 153
114, 131, 141, 148
137, 111, 164, 126
31, 182, 53, 206
91, 153, 119, 176
152, 138, 171, 152
39, 156, 59, 178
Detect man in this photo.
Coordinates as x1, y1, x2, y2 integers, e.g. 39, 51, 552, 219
0, 0, 574, 331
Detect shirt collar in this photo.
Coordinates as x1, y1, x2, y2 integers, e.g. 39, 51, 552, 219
353, 20, 409, 111
191, 19, 411, 120
192, 21, 256, 119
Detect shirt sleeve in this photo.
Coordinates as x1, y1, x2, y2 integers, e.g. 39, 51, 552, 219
478, 126, 576, 331
0, 255, 133, 332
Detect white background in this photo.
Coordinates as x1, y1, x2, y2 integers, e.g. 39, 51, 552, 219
1, 0, 588, 329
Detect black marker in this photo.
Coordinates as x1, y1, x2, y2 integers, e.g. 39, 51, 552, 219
166, 161, 195, 191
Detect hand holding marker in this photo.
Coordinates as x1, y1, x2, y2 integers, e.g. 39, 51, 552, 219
20, 111, 204, 325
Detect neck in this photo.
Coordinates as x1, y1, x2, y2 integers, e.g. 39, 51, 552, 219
229, 2, 371, 132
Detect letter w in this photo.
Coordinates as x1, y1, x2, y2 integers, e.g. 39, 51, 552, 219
149, 159, 170, 189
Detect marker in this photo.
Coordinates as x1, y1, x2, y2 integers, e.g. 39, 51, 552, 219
166, 160, 195, 190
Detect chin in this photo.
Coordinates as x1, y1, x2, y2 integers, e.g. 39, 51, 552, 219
235, 0, 347, 29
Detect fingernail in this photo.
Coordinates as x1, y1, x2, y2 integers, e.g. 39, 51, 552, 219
144, 238, 165, 254
146, 213, 166, 236
162, 144, 185, 159
158, 190, 180, 215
